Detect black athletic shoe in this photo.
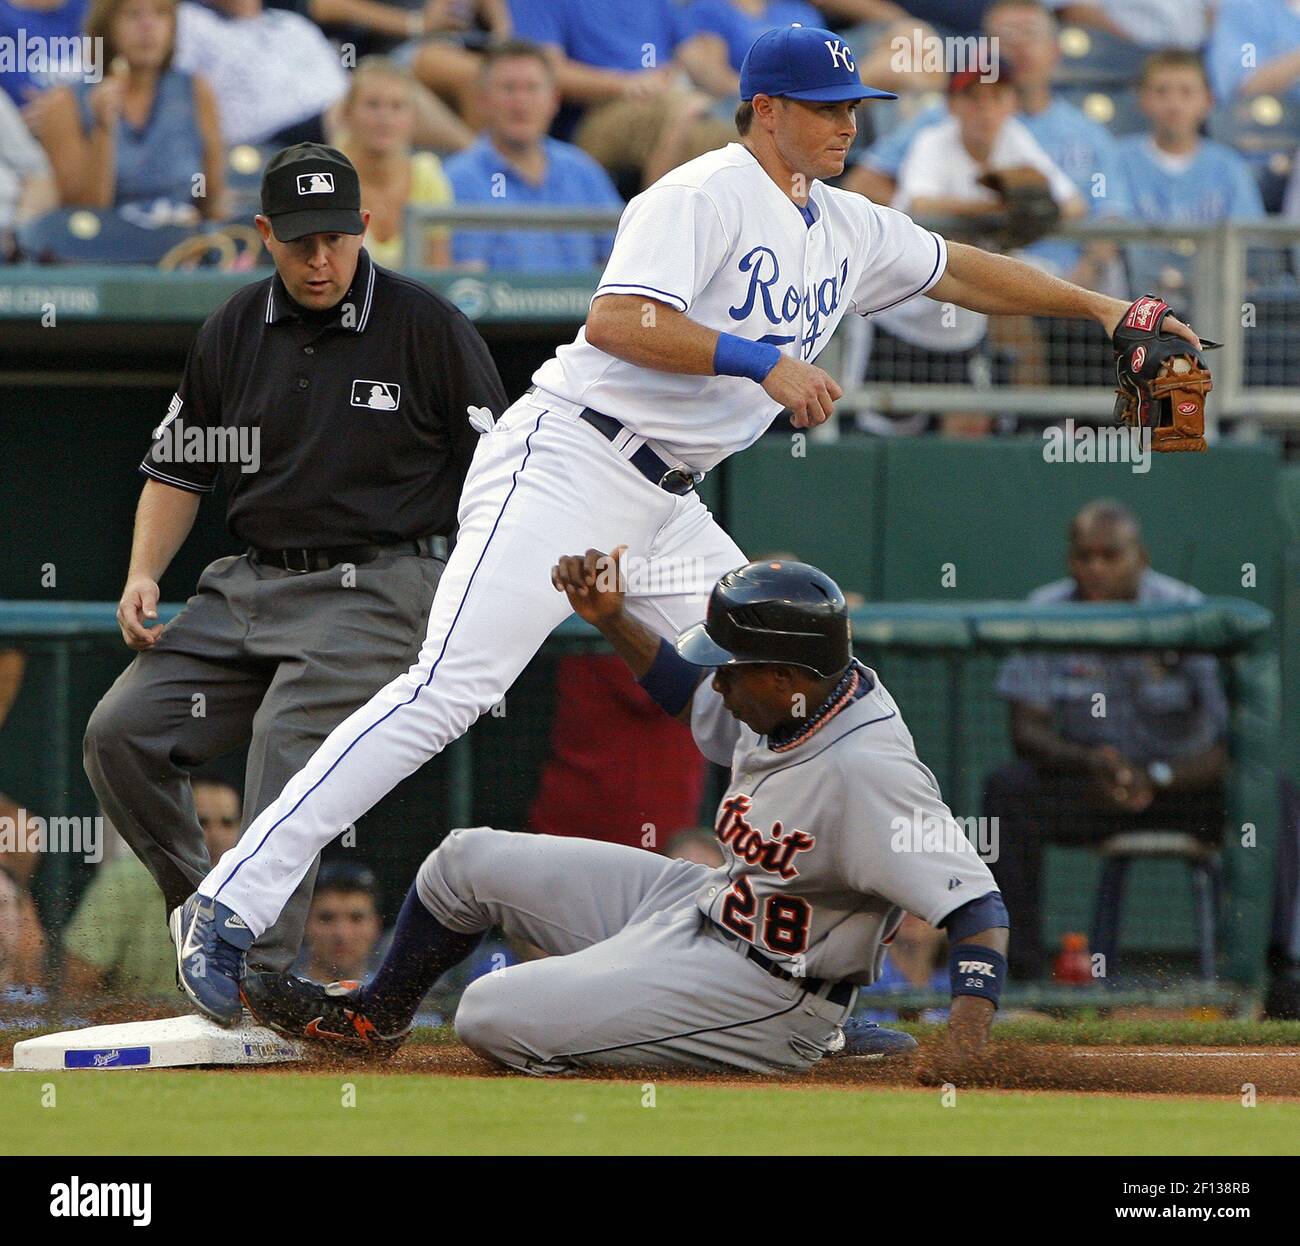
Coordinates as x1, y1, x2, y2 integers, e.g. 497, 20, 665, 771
240, 971, 410, 1055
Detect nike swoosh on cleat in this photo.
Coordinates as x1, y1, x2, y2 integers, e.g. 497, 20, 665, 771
180, 909, 206, 960
224, 914, 248, 931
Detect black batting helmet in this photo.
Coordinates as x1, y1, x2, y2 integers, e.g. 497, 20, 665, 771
675, 560, 851, 678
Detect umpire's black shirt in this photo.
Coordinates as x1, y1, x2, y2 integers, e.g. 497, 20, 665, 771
140, 249, 507, 548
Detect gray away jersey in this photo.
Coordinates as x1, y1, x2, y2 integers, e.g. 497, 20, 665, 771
690, 665, 998, 984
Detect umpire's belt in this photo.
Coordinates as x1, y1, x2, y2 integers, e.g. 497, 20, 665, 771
711, 918, 854, 1007
527, 387, 700, 495
251, 533, 450, 574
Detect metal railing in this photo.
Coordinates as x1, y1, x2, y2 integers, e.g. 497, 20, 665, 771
404, 206, 1300, 433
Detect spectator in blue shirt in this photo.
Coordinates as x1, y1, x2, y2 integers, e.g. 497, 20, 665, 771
1207, 0, 1300, 109
507, 0, 732, 191
1117, 50, 1265, 309
444, 40, 622, 271
676, 0, 824, 99
508, 0, 694, 100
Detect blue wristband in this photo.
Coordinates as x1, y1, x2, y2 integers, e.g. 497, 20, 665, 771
942, 891, 1010, 943
714, 332, 781, 383
949, 944, 1007, 1008
638, 637, 705, 717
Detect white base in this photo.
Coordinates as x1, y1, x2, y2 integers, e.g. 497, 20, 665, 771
12, 1014, 304, 1070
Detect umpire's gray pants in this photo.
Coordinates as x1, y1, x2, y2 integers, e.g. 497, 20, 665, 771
419, 828, 856, 1075
84, 549, 442, 972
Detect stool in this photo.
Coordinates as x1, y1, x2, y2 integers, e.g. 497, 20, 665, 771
1090, 831, 1221, 982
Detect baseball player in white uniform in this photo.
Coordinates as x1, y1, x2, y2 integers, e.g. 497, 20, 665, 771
174, 23, 1200, 1024
239, 553, 1009, 1075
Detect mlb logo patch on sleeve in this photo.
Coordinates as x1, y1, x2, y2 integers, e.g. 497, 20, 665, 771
297, 172, 335, 195
351, 380, 401, 410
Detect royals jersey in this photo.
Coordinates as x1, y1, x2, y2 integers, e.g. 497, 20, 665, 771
689, 663, 997, 984
530, 143, 947, 473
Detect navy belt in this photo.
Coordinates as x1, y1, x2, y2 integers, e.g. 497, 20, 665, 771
251, 533, 449, 574
713, 919, 854, 1007
579, 408, 700, 495
527, 387, 699, 495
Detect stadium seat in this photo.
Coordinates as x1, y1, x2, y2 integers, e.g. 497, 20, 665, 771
1091, 832, 1221, 982
225, 144, 273, 219
1059, 86, 1145, 136
15, 209, 198, 264
1052, 25, 1149, 89
1208, 96, 1300, 162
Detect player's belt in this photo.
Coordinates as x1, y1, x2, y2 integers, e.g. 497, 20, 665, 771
576, 406, 701, 495
713, 919, 855, 1007
250, 533, 450, 574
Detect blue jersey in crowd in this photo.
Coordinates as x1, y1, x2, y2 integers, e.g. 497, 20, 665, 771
508, 0, 697, 71
443, 135, 623, 272
683, 0, 822, 72
1208, 0, 1300, 106
1115, 134, 1264, 298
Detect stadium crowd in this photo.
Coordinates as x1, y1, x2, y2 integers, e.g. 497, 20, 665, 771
0, 0, 1297, 276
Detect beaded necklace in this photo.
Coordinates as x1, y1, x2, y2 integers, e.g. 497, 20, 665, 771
768, 662, 865, 753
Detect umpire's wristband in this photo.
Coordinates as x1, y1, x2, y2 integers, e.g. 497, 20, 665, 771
714, 332, 781, 383
949, 944, 1007, 1008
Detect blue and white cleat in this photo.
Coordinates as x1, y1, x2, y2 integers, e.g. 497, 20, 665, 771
170, 893, 254, 1026
827, 1017, 919, 1059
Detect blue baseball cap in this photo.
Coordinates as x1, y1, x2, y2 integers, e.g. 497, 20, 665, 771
739, 24, 898, 103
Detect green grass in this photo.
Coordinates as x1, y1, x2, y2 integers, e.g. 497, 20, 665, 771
3, 1071, 1298, 1156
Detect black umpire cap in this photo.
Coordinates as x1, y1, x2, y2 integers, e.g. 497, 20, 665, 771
260, 143, 364, 242
675, 560, 852, 678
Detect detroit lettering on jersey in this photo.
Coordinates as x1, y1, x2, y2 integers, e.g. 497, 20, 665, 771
532, 143, 947, 474
715, 793, 815, 879
688, 666, 997, 985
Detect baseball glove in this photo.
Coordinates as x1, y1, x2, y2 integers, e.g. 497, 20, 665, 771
977, 166, 1061, 249
1112, 295, 1219, 453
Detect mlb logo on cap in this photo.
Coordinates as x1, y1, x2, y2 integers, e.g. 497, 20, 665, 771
740, 24, 897, 103
261, 143, 364, 240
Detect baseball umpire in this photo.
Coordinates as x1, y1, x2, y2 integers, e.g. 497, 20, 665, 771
83, 142, 507, 979
239, 551, 1009, 1078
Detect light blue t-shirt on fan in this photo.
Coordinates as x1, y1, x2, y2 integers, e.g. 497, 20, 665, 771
1114, 134, 1265, 301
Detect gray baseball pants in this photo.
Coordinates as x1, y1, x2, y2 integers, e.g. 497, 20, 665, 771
84, 548, 442, 971
419, 827, 856, 1075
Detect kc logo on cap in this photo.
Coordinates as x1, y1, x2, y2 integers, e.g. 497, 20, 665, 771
297, 172, 335, 195
824, 39, 855, 71
739, 23, 895, 103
